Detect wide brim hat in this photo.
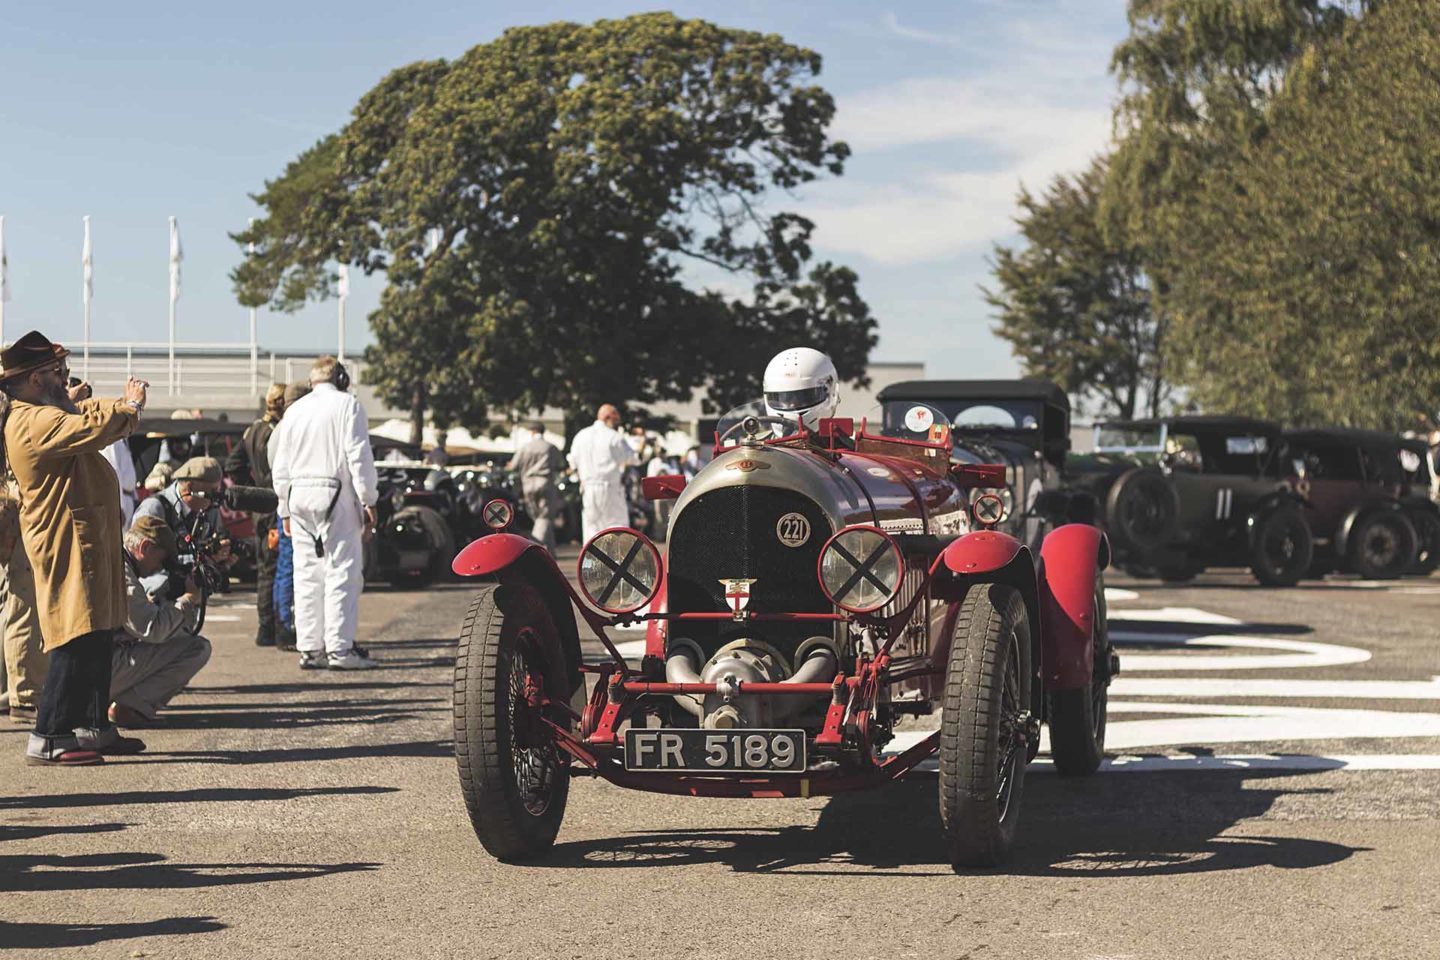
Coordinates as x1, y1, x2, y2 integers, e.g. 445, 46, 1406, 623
1, 331, 70, 383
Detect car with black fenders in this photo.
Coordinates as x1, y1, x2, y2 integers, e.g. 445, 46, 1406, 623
448, 398, 1115, 871
1283, 427, 1440, 578
1081, 416, 1312, 585
876, 378, 1096, 550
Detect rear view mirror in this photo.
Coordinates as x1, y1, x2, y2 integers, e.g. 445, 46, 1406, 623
641, 475, 686, 500
950, 463, 1006, 488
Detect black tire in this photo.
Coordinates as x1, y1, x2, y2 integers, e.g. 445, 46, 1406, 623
1405, 509, 1440, 576
939, 583, 1031, 870
1156, 559, 1203, 583
1046, 584, 1108, 776
1348, 510, 1417, 580
454, 583, 571, 861
391, 504, 456, 586
1105, 468, 1179, 553
1249, 506, 1314, 587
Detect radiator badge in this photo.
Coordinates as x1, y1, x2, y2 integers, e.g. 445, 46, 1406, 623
776, 512, 811, 548
719, 578, 756, 620
726, 458, 770, 473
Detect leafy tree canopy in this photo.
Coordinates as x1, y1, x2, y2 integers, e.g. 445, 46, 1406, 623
986, 157, 1166, 420
233, 13, 876, 434
1164, 0, 1440, 427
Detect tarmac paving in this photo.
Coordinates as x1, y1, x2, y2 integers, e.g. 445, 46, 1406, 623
1, 557, 1437, 959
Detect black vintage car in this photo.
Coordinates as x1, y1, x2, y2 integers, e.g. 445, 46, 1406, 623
876, 379, 1093, 551
1283, 428, 1440, 578
1082, 416, 1311, 585
368, 464, 459, 585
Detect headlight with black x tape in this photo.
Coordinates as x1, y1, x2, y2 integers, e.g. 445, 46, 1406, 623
817, 525, 904, 614
578, 529, 662, 614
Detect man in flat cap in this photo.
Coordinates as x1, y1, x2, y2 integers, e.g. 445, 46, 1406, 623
0, 330, 148, 765
134, 455, 234, 582
109, 515, 211, 727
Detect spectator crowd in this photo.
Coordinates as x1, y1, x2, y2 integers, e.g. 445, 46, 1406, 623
0, 332, 378, 766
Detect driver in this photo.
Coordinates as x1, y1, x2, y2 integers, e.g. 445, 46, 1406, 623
763, 347, 840, 434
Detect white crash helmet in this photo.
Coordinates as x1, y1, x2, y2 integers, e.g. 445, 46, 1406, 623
763, 347, 840, 431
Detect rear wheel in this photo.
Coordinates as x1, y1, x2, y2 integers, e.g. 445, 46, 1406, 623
1405, 509, 1440, 576
454, 583, 571, 861
939, 583, 1031, 870
1046, 584, 1109, 776
1348, 511, 1417, 580
1105, 468, 1179, 553
1250, 506, 1314, 586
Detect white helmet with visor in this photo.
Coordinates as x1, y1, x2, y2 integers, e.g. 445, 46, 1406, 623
763, 347, 839, 432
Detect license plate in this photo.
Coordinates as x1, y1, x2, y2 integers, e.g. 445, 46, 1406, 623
624, 728, 807, 773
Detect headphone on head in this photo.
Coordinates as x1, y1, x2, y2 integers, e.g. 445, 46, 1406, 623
333, 361, 351, 392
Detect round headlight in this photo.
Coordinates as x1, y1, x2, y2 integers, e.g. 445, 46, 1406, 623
817, 525, 903, 614
972, 492, 1007, 528
481, 498, 514, 531
578, 529, 662, 614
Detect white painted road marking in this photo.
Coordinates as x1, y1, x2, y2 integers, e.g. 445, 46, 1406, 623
1111, 631, 1372, 671
1100, 701, 1440, 749
1110, 607, 1241, 625
1104, 587, 1139, 602
894, 751, 1440, 773
1113, 676, 1440, 699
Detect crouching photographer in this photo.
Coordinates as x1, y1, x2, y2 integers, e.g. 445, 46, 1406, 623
109, 515, 212, 728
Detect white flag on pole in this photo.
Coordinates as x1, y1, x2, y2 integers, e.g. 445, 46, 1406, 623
82, 216, 93, 305
337, 263, 349, 299
0, 215, 10, 303
169, 216, 183, 303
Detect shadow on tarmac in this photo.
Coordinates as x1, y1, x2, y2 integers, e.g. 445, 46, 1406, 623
134, 739, 453, 766
542, 770, 1366, 877
0, 850, 378, 893
0, 785, 398, 811
0, 916, 226, 950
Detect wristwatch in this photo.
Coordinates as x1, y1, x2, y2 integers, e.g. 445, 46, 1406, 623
125, 400, 143, 413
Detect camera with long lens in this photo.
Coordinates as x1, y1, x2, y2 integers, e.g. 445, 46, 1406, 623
162, 484, 279, 633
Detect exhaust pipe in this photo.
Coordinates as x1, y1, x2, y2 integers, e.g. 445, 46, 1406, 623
665, 641, 705, 717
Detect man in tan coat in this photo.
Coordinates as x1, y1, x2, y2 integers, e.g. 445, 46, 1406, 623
0, 331, 148, 765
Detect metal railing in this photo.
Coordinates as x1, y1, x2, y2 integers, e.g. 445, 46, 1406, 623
73, 345, 365, 406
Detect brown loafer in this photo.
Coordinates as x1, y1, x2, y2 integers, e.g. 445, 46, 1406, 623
25, 749, 104, 766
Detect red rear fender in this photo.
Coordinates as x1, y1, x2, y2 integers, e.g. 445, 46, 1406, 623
1038, 523, 1108, 690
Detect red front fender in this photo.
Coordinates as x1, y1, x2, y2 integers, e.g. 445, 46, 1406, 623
451, 532, 543, 577
1038, 523, 1108, 690
934, 530, 1027, 576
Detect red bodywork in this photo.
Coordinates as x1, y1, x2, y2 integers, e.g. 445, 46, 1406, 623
455, 442, 1106, 799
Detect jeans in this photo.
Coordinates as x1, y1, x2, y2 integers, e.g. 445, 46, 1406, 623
34, 629, 114, 739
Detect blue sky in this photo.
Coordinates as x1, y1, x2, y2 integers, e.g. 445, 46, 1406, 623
0, 1, 1126, 383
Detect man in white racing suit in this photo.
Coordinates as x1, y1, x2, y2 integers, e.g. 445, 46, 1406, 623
269, 357, 378, 670
568, 404, 637, 543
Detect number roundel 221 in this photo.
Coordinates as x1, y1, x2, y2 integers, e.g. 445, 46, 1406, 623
776, 512, 811, 548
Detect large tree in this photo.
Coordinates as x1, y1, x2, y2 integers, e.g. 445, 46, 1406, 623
233, 14, 876, 440
1106, 0, 1364, 260
1162, 0, 1440, 427
986, 158, 1165, 420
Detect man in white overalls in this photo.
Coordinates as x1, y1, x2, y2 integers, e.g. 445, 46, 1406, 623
269, 357, 378, 670
568, 404, 637, 543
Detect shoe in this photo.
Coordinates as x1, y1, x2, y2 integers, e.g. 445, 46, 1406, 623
255, 633, 276, 647
326, 650, 378, 670
25, 733, 104, 766
277, 627, 298, 652
298, 651, 327, 670
9, 705, 37, 724
108, 703, 153, 729
74, 725, 146, 755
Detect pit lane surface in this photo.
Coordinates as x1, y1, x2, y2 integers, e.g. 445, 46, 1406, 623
2, 560, 1437, 959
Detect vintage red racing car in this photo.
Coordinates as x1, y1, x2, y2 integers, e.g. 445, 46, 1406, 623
449, 400, 1115, 870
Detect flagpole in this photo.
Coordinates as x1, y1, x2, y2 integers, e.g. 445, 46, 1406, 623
337, 264, 348, 363
248, 219, 258, 395
168, 216, 179, 395
0, 215, 8, 347
82, 216, 92, 380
